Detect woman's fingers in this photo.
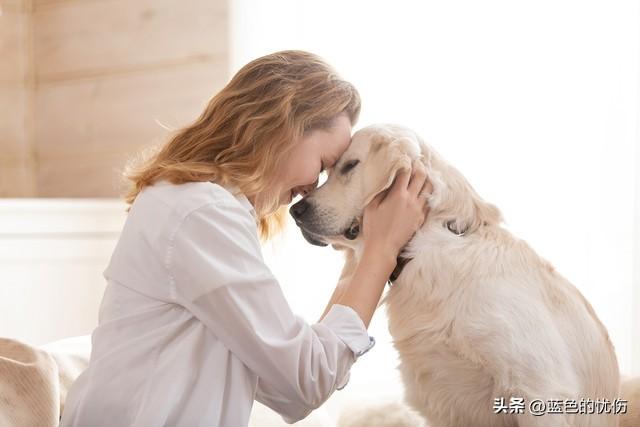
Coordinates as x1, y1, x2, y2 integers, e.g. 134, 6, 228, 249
419, 177, 433, 199
361, 158, 434, 257
369, 191, 386, 208
372, 159, 430, 210
408, 159, 428, 197
388, 168, 411, 197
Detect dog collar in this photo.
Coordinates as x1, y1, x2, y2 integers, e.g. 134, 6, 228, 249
446, 220, 467, 237
387, 221, 468, 286
387, 256, 412, 286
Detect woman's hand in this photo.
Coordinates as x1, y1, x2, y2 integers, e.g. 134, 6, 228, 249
330, 160, 431, 328
362, 159, 432, 261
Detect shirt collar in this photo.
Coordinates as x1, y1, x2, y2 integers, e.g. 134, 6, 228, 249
235, 192, 257, 220
221, 184, 257, 220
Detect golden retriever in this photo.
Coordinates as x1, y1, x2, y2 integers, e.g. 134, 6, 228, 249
290, 124, 636, 426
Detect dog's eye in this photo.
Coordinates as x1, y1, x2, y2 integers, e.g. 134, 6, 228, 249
340, 159, 360, 175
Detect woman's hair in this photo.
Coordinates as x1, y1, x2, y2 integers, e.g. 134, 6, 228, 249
122, 50, 360, 240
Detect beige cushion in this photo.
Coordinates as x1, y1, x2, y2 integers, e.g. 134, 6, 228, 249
0, 338, 60, 427
40, 335, 91, 417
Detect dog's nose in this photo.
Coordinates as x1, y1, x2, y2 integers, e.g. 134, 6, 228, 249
289, 199, 309, 221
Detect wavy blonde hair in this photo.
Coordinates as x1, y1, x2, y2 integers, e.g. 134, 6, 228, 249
123, 50, 360, 240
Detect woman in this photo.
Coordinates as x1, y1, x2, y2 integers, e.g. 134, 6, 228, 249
61, 50, 429, 426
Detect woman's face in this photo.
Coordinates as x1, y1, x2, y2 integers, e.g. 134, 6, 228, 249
272, 114, 353, 206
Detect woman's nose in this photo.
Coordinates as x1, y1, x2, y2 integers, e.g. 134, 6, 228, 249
299, 179, 319, 196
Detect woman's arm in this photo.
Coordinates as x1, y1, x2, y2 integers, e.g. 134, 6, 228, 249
319, 247, 356, 321
333, 246, 396, 328
318, 246, 394, 327
322, 162, 430, 328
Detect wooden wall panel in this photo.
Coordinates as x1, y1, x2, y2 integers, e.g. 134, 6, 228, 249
0, 0, 31, 13
0, 0, 37, 197
0, 87, 29, 159
0, 8, 29, 84
29, 0, 230, 197
37, 154, 128, 197
34, 0, 228, 81
34, 59, 228, 196
0, 161, 37, 196
0, 0, 230, 197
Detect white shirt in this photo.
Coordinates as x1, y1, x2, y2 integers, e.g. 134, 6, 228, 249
60, 180, 374, 427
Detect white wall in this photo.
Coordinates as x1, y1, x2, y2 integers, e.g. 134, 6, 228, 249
232, 0, 640, 398
0, 199, 125, 346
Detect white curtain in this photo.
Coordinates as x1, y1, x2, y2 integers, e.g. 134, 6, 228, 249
231, 2, 640, 403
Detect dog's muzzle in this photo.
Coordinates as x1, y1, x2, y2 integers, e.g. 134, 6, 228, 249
300, 228, 328, 247
290, 199, 328, 246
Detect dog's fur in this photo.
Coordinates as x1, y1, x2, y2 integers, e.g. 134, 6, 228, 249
291, 124, 637, 426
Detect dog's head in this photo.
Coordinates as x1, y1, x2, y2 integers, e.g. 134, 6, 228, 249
288, 124, 422, 249
289, 124, 503, 250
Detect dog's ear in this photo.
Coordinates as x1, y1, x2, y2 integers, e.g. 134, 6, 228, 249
431, 163, 503, 234
363, 136, 416, 206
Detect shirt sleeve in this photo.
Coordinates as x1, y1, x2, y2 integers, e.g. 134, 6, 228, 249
167, 201, 374, 423
255, 304, 376, 422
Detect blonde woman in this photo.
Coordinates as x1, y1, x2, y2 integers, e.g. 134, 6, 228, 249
61, 50, 429, 427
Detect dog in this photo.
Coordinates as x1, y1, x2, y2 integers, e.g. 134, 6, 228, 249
290, 124, 634, 426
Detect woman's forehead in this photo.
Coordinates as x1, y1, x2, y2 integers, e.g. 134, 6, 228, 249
310, 118, 351, 163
